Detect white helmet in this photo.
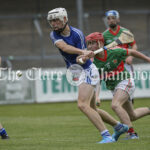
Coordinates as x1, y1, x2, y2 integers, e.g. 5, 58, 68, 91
47, 7, 68, 24
105, 10, 120, 19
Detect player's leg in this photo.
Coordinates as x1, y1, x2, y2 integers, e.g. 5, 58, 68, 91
90, 92, 128, 141
97, 109, 117, 126
123, 101, 150, 122
122, 100, 150, 139
111, 89, 132, 126
90, 92, 117, 126
78, 83, 107, 132
78, 83, 114, 143
96, 107, 129, 141
111, 77, 139, 140
0, 123, 9, 139
120, 77, 149, 139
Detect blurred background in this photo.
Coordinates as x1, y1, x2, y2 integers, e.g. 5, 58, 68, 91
0, 2, 150, 148
1, 0, 150, 69
0, 0, 150, 104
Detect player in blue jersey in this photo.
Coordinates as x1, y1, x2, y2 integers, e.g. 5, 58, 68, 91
0, 57, 9, 140
47, 8, 129, 143
0, 123, 9, 139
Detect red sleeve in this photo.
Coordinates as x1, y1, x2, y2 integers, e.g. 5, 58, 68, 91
122, 48, 128, 56
130, 40, 136, 47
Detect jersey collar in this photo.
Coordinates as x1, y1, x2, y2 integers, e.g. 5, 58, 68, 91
109, 25, 120, 36
95, 50, 107, 62
60, 26, 71, 37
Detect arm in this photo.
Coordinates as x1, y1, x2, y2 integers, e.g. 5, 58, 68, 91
126, 43, 137, 65
128, 48, 150, 62
55, 40, 84, 55
50, 31, 93, 56
55, 40, 94, 57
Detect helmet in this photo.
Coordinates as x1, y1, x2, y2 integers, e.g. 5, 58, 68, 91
105, 10, 119, 19
86, 32, 104, 43
47, 7, 68, 24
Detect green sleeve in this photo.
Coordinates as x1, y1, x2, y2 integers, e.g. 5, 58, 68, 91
93, 59, 102, 75
102, 31, 107, 45
114, 48, 128, 60
119, 48, 128, 57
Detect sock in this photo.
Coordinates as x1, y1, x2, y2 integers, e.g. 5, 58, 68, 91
101, 129, 111, 138
0, 128, 8, 136
127, 127, 135, 133
114, 122, 123, 131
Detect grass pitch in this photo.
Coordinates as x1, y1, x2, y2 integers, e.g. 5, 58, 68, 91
0, 98, 150, 150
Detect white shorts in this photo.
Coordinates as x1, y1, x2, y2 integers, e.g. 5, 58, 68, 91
112, 78, 135, 101
84, 63, 100, 86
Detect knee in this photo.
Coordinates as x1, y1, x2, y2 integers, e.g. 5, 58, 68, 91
111, 103, 120, 111
78, 101, 88, 112
129, 114, 137, 121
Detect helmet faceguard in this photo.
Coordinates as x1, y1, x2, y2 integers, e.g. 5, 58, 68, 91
47, 7, 68, 33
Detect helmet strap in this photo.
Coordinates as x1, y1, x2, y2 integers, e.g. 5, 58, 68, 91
54, 22, 68, 34
97, 41, 101, 49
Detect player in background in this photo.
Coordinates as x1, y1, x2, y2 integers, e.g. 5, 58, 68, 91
103, 10, 137, 94
0, 58, 9, 139
103, 10, 138, 137
95, 10, 137, 107
103, 10, 137, 68
77, 32, 150, 140
0, 123, 9, 139
47, 7, 129, 143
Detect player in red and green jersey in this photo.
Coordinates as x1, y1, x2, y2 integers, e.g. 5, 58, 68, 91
103, 10, 138, 135
77, 32, 150, 140
103, 10, 137, 73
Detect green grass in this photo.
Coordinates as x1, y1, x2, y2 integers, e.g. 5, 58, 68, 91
0, 98, 150, 150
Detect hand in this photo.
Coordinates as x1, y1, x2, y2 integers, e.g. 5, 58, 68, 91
76, 55, 89, 64
82, 50, 94, 58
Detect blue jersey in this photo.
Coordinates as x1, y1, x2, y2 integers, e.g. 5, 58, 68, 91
50, 26, 92, 69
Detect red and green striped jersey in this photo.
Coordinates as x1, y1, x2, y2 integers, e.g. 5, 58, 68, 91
103, 25, 136, 49
93, 47, 130, 90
